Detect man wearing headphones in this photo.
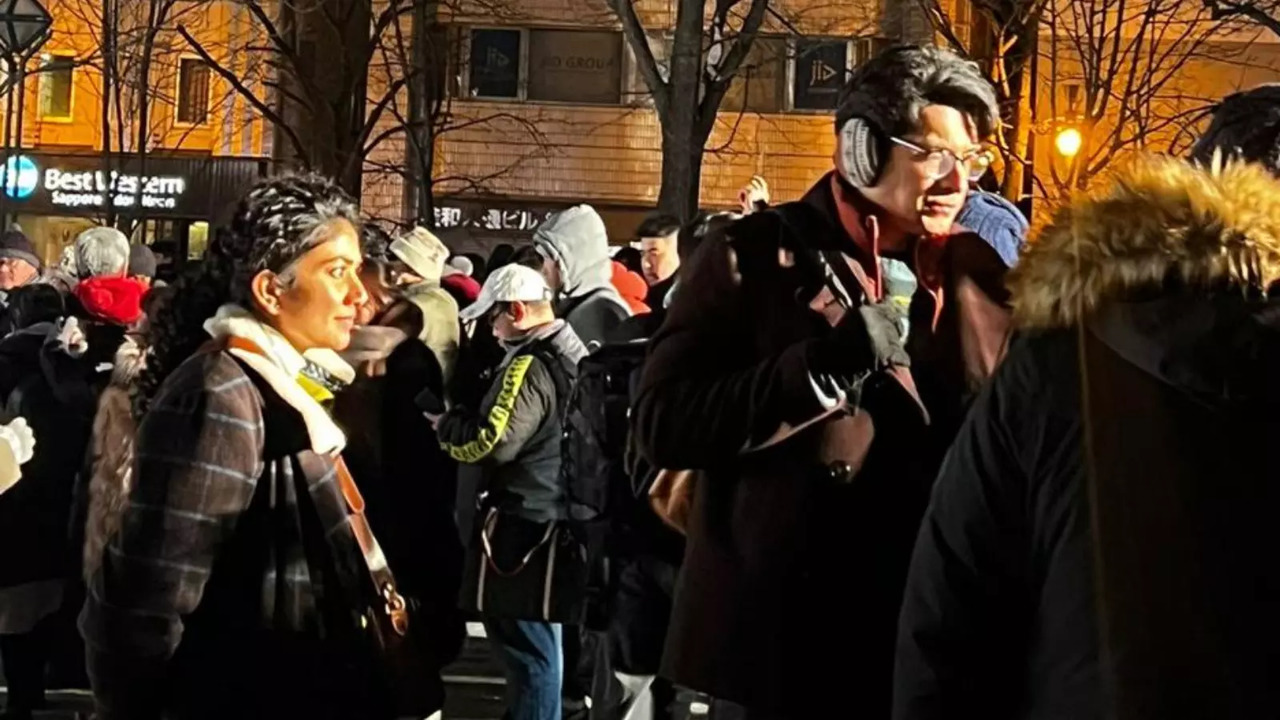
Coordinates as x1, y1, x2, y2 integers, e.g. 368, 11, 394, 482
631, 45, 1012, 718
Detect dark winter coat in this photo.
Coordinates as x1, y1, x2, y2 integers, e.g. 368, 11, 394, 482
80, 347, 389, 720
633, 172, 1011, 716
894, 157, 1280, 720
0, 318, 121, 591
332, 322, 467, 706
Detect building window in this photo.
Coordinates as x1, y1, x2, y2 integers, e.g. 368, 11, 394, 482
177, 58, 210, 125
1063, 82, 1083, 114
468, 28, 521, 99
528, 29, 623, 105
722, 37, 785, 114
39, 55, 73, 120
791, 39, 850, 111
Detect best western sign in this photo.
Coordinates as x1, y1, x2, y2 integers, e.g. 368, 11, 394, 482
0, 152, 263, 219
42, 167, 187, 210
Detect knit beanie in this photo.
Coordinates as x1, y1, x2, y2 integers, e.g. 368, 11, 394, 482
128, 243, 158, 278
0, 230, 40, 270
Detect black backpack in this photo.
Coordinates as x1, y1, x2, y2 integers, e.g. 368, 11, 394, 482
556, 339, 648, 524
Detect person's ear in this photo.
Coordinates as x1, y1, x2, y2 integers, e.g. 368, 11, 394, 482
250, 269, 286, 318
509, 301, 528, 324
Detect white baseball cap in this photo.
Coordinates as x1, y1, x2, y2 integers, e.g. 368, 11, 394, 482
459, 263, 554, 323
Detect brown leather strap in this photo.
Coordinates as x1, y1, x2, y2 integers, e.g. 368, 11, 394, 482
335, 458, 408, 636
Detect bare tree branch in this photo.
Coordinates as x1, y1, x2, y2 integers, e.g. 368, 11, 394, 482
701, 0, 770, 120
606, 0, 669, 114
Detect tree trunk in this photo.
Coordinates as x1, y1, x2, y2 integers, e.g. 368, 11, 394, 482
657, 125, 702, 220
405, 0, 433, 226
1002, 61, 1032, 203
655, 0, 706, 222
100, 0, 117, 227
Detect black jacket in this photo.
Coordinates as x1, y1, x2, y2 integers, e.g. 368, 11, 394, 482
333, 324, 465, 716
895, 157, 1280, 720
437, 320, 588, 522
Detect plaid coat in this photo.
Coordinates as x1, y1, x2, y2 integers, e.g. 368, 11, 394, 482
79, 349, 388, 720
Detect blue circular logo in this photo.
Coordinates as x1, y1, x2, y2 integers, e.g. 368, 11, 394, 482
2, 156, 38, 199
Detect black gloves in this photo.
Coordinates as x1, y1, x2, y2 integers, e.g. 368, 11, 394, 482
808, 299, 910, 386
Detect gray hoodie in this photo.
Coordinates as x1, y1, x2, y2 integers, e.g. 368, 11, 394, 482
533, 205, 630, 350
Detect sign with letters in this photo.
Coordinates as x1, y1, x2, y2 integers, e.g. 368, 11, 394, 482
433, 203, 555, 233
794, 40, 849, 111
0, 152, 262, 219
528, 30, 622, 104
469, 29, 521, 98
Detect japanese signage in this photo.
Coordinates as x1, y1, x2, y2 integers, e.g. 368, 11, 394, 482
793, 40, 849, 111
0, 152, 263, 219
528, 30, 623, 104
433, 203, 555, 233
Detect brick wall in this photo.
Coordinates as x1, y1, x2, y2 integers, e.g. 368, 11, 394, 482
363, 0, 875, 224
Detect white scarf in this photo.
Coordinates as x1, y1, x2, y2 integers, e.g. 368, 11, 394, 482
203, 304, 354, 455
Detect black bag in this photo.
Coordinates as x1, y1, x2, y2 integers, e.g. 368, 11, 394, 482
459, 507, 588, 623
560, 339, 650, 523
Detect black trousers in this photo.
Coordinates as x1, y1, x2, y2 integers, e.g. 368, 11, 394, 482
0, 614, 54, 711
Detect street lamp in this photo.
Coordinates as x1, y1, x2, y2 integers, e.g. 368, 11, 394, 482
0, 0, 51, 226
1055, 127, 1083, 159
0, 0, 51, 59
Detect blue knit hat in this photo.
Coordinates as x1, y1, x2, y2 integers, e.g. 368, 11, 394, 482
956, 191, 1027, 268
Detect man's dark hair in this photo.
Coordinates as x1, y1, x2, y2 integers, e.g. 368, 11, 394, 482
512, 244, 544, 270
1190, 84, 1280, 173
614, 246, 643, 275
835, 44, 1000, 139
636, 212, 682, 240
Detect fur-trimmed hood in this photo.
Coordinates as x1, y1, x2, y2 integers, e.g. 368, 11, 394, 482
1011, 156, 1280, 328
1012, 156, 1280, 409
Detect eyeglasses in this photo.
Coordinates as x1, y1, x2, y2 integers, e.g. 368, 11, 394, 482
487, 303, 510, 324
890, 137, 993, 182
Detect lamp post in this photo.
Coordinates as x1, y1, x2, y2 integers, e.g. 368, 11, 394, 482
0, 0, 51, 228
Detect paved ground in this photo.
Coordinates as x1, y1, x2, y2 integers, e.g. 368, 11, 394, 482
0, 625, 713, 720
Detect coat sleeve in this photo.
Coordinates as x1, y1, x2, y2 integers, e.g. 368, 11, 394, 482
79, 356, 265, 720
415, 289, 460, 385
892, 356, 1029, 720
632, 237, 841, 470
437, 354, 553, 466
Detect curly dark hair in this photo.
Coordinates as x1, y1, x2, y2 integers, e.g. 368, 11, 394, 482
836, 44, 1000, 140
360, 221, 395, 263
135, 173, 361, 414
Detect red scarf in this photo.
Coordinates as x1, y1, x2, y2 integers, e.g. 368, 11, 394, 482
73, 275, 147, 326
829, 174, 947, 330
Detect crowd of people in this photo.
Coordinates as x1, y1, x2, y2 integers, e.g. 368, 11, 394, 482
0, 42, 1279, 720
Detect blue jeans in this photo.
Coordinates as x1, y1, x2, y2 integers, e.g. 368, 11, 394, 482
484, 618, 563, 720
